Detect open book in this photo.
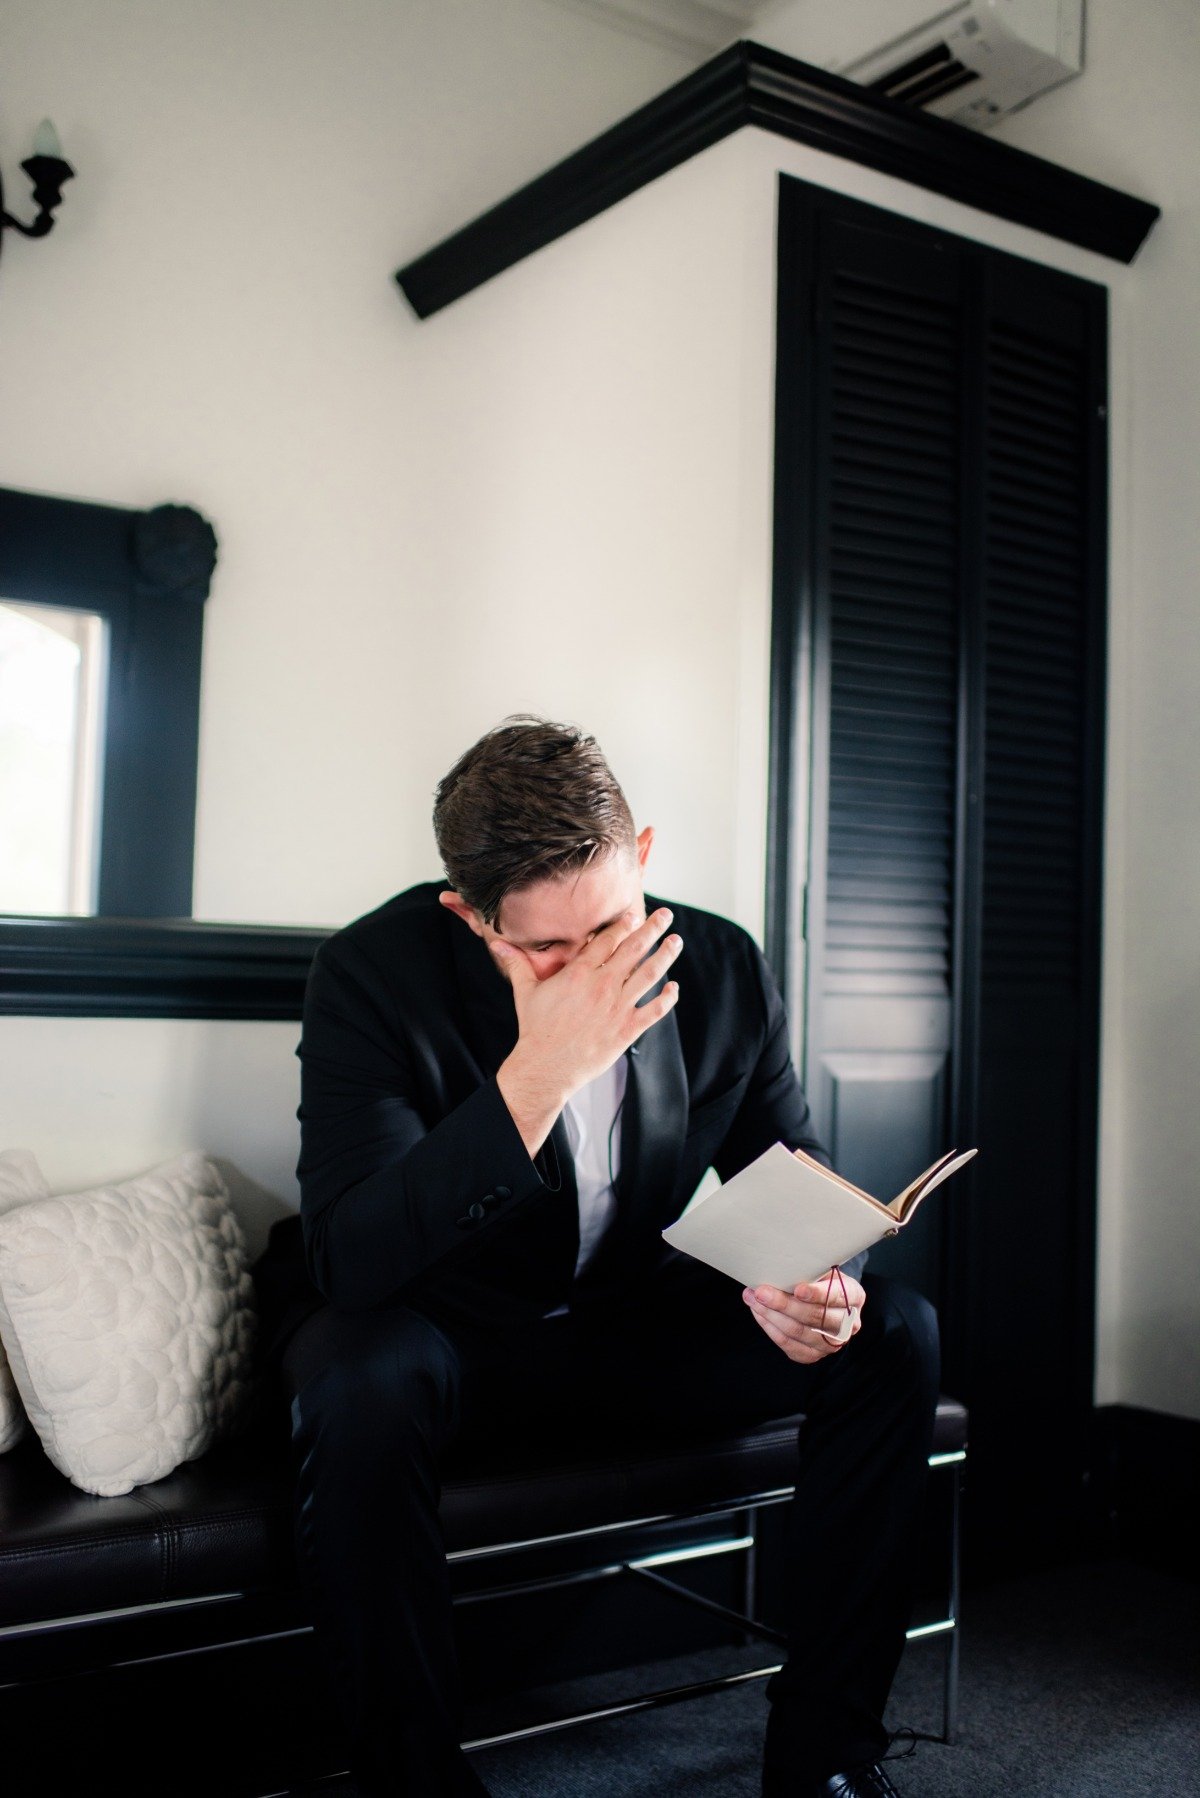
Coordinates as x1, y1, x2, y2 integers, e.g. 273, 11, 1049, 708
662, 1143, 977, 1323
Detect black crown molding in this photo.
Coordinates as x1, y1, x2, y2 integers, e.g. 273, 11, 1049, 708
396, 40, 1159, 319
0, 915, 329, 1021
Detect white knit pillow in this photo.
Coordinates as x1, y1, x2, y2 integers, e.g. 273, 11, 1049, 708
0, 1149, 51, 1452
0, 1151, 257, 1496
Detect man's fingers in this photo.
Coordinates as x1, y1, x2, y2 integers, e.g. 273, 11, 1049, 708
745, 1291, 826, 1345
750, 1284, 830, 1322
490, 940, 537, 992
628, 980, 679, 1041
745, 1299, 829, 1364
580, 905, 644, 965
792, 1271, 867, 1312
625, 932, 683, 1003
773, 1272, 868, 1335
748, 1306, 792, 1352
599, 906, 674, 973
745, 1286, 852, 1348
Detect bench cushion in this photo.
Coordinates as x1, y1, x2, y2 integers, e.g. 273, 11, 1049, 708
0, 1397, 967, 1630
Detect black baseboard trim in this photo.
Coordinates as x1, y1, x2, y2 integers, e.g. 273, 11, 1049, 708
396, 40, 1159, 318
0, 915, 329, 1021
1091, 1403, 1200, 1575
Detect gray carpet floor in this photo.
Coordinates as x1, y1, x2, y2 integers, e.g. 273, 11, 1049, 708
458, 1557, 1200, 1798
283, 1556, 1197, 1797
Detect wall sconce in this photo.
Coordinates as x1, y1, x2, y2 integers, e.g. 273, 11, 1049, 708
0, 120, 75, 267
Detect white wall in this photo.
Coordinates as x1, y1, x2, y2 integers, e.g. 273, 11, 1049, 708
0, 0, 696, 928
2, 0, 1197, 1420
0, 1018, 300, 1265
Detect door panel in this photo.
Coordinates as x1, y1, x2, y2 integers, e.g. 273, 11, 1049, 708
771, 177, 1106, 1567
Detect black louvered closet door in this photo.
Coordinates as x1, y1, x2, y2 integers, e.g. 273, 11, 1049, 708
770, 179, 1107, 1565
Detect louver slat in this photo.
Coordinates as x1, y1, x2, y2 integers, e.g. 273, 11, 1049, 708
822, 260, 959, 999
982, 315, 1089, 988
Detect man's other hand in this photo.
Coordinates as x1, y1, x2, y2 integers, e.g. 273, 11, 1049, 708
741, 1269, 866, 1364
493, 907, 681, 1156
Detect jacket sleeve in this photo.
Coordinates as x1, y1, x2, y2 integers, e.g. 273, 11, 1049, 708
711, 937, 869, 1286
296, 936, 558, 1310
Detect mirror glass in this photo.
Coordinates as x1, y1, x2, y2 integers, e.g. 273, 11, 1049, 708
0, 598, 107, 915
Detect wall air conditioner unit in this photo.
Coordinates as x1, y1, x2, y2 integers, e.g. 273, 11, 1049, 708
833, 0, 1084, 133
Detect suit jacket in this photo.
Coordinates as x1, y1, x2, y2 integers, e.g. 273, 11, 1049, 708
255, 881, 855, 1360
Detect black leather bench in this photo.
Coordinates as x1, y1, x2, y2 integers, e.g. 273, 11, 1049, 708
0, 1391, 967, 1770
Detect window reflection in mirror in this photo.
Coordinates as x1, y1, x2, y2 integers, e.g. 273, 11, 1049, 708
1, 488, 216, 925
0, 599, 108, 916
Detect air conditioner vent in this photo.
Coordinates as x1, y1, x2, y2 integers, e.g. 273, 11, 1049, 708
836, 0, 1084, 133
867, 43, 983, 109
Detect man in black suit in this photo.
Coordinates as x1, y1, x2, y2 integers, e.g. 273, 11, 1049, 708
267, 717, 939, 1798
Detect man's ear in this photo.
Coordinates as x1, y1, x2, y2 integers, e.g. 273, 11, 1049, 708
635, 825, 654, 872
438, 890, 486, 938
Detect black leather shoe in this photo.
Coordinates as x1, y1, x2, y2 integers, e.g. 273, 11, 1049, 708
815, 1766, 903, 1797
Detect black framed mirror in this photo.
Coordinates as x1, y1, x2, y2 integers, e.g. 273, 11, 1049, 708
0, 485, 325, 1017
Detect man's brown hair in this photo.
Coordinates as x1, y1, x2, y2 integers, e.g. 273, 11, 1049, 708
433, 716, 636, 925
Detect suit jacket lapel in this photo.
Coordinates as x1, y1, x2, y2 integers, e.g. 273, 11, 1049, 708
616, 982, 688, 1230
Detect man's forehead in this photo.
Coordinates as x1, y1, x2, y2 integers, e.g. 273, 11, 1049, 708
496, 857, 640, 944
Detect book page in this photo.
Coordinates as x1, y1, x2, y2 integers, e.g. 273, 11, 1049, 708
887, 1149, 958, 1219
791, 1146, 893, 1217
887, 1147, 978, 1222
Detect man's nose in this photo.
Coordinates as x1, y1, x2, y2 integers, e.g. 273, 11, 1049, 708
537, 950, 573, 980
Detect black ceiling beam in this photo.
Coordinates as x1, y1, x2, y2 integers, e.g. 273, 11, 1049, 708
396, 40, 1159, 320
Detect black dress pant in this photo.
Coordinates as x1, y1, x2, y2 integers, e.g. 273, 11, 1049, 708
276, 1257, 940, 1796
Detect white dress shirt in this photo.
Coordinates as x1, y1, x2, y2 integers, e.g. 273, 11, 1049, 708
543, 1053, 628, 1317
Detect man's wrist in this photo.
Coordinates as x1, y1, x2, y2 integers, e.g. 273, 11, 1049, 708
496, 1049, 566, 1162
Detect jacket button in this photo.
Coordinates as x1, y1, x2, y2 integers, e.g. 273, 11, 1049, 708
493, 1185, 511, 1200
468, 1202, 486, 1221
